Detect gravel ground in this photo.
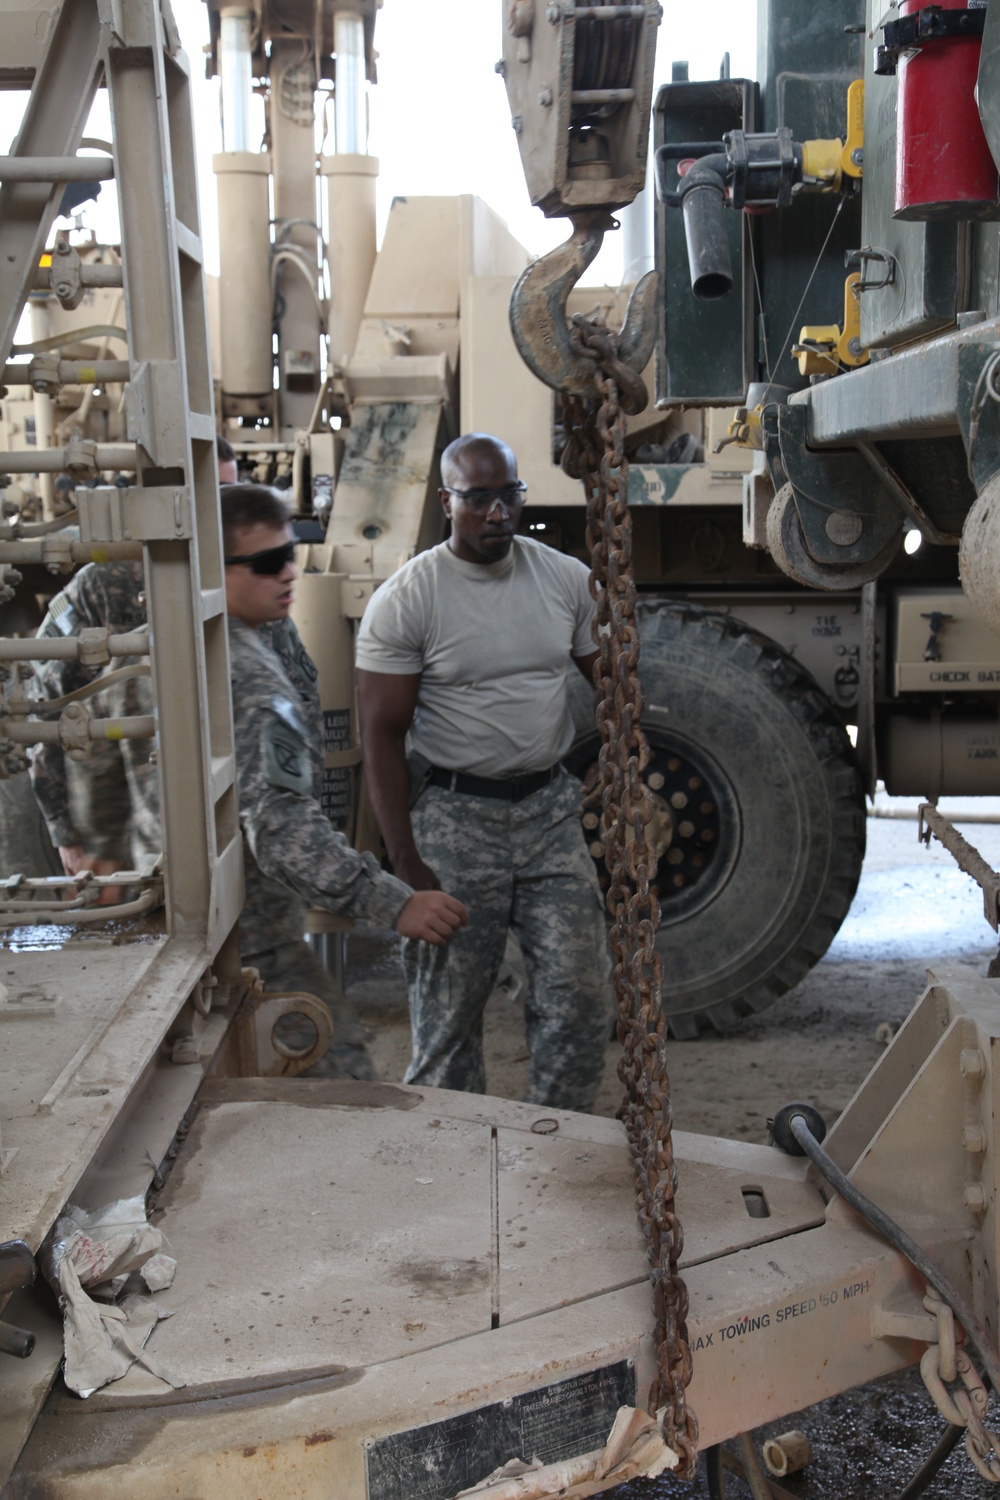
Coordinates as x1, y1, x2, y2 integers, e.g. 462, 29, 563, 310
345, 796, 1000, 1499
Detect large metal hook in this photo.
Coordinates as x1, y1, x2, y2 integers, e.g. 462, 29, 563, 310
508, 210, 659, 414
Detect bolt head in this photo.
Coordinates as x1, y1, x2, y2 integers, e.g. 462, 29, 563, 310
538, 87, 553, 107
494, 58, 506, 76
964, 1181, 988, 1213
851, 147, 864, 166
511, 114, 523, 132
963, 1124, 987, 1154
546, 3, 560, 19
961, 1047, 986, 1081
825, 508, 864, 546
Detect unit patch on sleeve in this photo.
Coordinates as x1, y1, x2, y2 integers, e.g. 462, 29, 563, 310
263, 713, 311, 794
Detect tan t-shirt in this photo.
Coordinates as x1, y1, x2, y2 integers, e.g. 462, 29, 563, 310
356, 537, 595, 776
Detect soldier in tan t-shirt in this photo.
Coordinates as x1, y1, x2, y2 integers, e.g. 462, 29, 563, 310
357, 432, 611, 1111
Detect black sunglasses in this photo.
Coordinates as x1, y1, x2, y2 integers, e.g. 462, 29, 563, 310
224, 541, 296, 576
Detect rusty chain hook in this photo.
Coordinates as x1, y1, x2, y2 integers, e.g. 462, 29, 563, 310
508, 210, 659, 410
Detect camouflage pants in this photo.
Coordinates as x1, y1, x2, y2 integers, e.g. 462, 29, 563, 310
0, 775, 61, 877
249, 937, 376, 1081
401, 771, 611, 1111
66, 743, 132, 862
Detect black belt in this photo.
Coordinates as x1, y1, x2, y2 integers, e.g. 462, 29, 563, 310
427, 764, 559, 803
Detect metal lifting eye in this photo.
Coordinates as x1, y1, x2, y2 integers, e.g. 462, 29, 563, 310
507, 210, 658, 412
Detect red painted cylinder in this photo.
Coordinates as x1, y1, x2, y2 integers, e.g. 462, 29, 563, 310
895, 0, 999, 220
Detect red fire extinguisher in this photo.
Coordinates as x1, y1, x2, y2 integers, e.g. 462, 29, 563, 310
889, 0, 999, 219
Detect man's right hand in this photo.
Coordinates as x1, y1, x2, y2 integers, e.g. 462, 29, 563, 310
58, 844, 90, 877
58, 846, 128, 905
395, 891, 469, 946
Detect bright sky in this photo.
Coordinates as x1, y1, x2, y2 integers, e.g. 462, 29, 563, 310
3, 1, 758, 287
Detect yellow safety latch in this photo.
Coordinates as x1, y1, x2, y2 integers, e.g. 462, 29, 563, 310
840, 78, 864, 180
794, 272, 868, 377
718, 404, 766, 452
799, 78, 864, 192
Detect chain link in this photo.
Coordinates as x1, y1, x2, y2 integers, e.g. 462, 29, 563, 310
561, 318, 698, 1479
920, 1287, 1000, 1483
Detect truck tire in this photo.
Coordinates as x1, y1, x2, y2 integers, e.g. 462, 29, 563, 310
565, 602, 866, 1037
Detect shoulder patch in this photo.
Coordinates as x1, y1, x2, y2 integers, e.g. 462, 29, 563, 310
263, 713, 312, 795
44, 592, 78, 637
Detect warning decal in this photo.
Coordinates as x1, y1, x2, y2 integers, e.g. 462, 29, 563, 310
365, 1360, 636, 1500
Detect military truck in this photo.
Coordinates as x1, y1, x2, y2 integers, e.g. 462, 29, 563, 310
204, 0, 1000, 1041
493, 0, 1000, 1038
7, 0, 999, 1040
6, 3, 1000, 1497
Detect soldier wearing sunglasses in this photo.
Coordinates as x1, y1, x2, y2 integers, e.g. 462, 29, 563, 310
356, 433, 611, 1111
221, 485, 467, 1076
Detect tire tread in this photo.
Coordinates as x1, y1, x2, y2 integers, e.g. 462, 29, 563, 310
636, 600, 866, 1036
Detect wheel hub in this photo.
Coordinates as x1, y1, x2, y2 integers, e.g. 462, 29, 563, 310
579, 738, 731, 913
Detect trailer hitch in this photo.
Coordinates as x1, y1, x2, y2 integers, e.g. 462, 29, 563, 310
508, 210, 658, 412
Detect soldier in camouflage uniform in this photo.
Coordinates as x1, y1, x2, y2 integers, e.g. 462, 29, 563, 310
26, 573, 417, 1079
29, 559, 153, 876
26, 436, 240, 880
356, 432, 611, 1112
222, 484, 467, 1053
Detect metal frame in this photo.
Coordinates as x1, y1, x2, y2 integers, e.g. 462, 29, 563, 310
101, 0, 242, 948
0, 4, 244, 1478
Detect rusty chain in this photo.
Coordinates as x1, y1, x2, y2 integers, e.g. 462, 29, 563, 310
561, 312, 699, 1479
920, 1288, 1000, 1482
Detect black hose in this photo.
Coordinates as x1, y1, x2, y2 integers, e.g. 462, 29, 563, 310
0, 1320, 35, 1359
787, 1112, 1000, 1397
658, 140, 727, 161
677, 156, 732, 301
706, 1443, 726, 1499
895, 1419, 966, 1500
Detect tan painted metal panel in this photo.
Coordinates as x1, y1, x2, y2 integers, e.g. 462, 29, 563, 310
895, 585, 1000, 692
101, 1087, 495, 1396
364, 198, 463, 319
0, 934, 204, 1252
497, 1126, 643, 1323
0, 3, 57, 80
16, 1283, 656, 1498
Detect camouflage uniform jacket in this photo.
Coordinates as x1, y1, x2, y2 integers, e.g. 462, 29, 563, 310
29, 560, 146, 851
28, 560, 330, 879
228, 614, 412, 954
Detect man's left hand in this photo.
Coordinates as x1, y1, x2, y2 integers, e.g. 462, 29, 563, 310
395, 890, 469, 946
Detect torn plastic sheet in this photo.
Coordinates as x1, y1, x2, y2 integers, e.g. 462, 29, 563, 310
452, 1406, 678, 1499
39, 1194, 183, 1398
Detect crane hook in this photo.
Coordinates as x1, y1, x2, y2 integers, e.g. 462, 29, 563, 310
508, 210, 659, 413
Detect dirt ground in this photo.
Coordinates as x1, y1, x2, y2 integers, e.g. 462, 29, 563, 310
350, 798, 1000, 1143
346, 798, 1000, 1499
